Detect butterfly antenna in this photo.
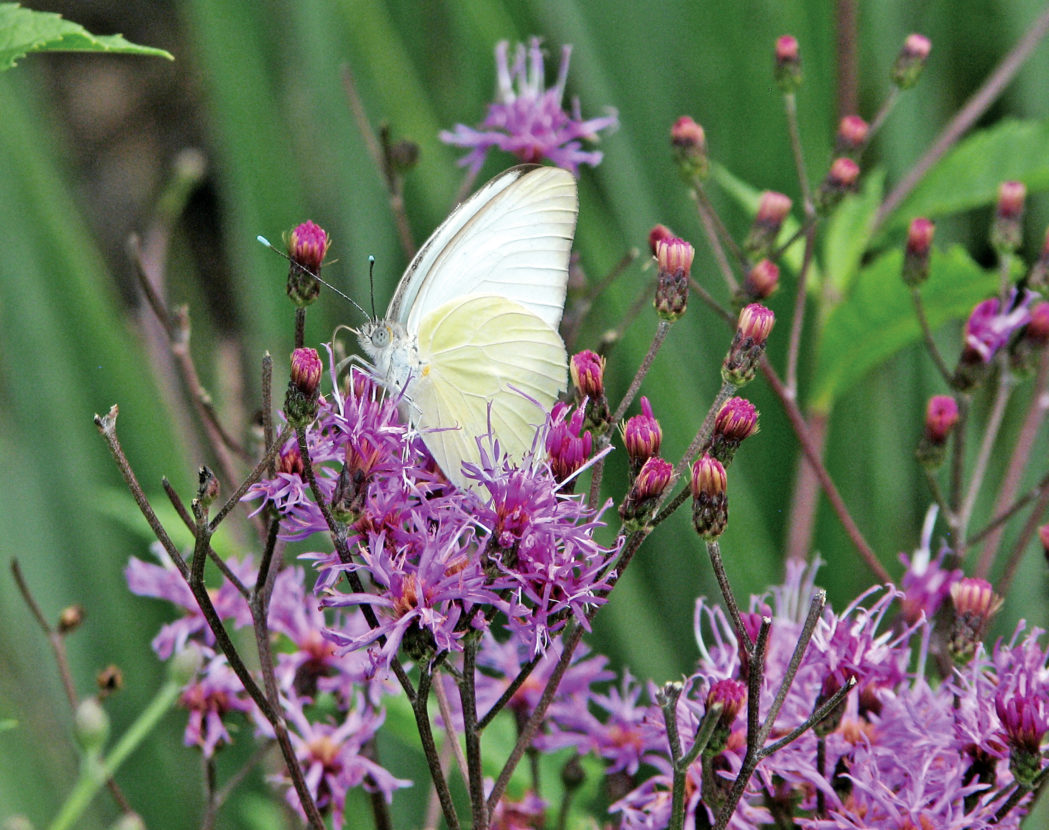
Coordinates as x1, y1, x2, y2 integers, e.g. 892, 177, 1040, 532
368, 256, 378, 320
256, 235, 369, 320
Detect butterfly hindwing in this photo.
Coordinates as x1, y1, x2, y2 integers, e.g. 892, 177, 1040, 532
407, 294, 567, 487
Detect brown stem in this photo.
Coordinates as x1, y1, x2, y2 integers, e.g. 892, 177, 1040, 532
785, 412, 827, 562
976, 350, 1049, 576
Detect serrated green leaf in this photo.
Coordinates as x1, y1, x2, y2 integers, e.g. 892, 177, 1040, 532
882, 119, 1049, 234
0, 3, 173, 71
822, 169, 884, 295
811, 244, 1001, 410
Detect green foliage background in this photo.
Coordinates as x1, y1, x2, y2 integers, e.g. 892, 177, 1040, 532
2, 1, 1048, 827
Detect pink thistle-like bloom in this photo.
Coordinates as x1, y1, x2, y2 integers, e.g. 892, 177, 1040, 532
962, 290, 1035, 363
546, 402, 593, 484
440, 37, 618, 175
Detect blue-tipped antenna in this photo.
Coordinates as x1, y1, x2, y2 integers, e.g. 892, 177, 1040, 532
257, 235, 369, 320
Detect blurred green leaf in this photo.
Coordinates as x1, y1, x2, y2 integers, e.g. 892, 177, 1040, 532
884, 119, 1049, 234
0, 3, 173, 70
811, 244, 1000, 410
822, 169, 884, 295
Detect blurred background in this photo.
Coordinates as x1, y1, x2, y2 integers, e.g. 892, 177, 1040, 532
2, 1, 1049, 827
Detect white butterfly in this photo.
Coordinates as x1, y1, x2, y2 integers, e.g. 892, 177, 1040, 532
356, 165, 579, 489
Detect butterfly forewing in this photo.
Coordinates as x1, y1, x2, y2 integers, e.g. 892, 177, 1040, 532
389, 165, 578, 332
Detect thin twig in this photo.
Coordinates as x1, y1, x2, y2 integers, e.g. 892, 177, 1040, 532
874, 5, 1049, 232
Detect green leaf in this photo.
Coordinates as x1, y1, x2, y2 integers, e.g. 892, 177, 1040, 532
811, 244, 1001, 410
882, 119, 1049, 234
821, 169, 884, 295
0, 3, 173, 71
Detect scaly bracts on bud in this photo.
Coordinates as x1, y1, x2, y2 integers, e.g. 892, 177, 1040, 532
835, 115, 869, 157
722, 304, 775, 386
815, 158, 860, 215
947, 577, 1003, 664
653, 236, 694, 321
619, 456, 673, 529
571, 350, 611, 433
709, 397, 759, 466
285, 347, 322, 427
916, 395, 958, 469
743, 191, 792, 261
991, 180, 1026, 255
286, 221, 330, 307
892, 33, 931, 89
670, 116, 708, 182
902, 217, 935, 287
774, 35, 802, 93
623, 397, 662, 477
690, 454, 728, 540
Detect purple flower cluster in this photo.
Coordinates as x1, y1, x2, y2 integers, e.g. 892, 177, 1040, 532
130, 356, 618, 826
514, 560, 1047, 829
440, 37, 618, 175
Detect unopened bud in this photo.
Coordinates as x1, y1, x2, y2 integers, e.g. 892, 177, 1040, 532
571, 350, 611, 433
623, 397, 662, 476
815, 158, 860, 215
654, 236, 694, 321
286, 221, 330, 307
722, 304, 775, 387
892, 34, 931, 90
743, 191, 792, 260
774, 35, 802, 93
991, 181, 1026, 255
197, 465, 219, 508
670, 116, 708, 182
619, 456, 673, 529
546, 404, 592, 489
835, 115, 869, 157
948, 577, 1003, 664
648, 224, 676, 257
690, 454, 728, 540
916, 395, 958, 469
58, 605, 85, 634
995, 687, 1049, 786
709, 397, 759, 466
704, 679, 746, 756
902, 217, 935, 286
74, 697, 110, 754
739, 259, 780, 303
285, 347, 322, 427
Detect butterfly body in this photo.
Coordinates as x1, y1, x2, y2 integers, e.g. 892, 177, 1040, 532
356, 165, 578, 488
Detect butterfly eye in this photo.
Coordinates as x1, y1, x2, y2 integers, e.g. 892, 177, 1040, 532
371, 325, 391, 349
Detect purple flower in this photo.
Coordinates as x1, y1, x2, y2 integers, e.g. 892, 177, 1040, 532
178, 650, 254, 757
265, 692, 410, 829
440, 37, 618, 175
126, 547, 254, 659
963, 289, 1035, 362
